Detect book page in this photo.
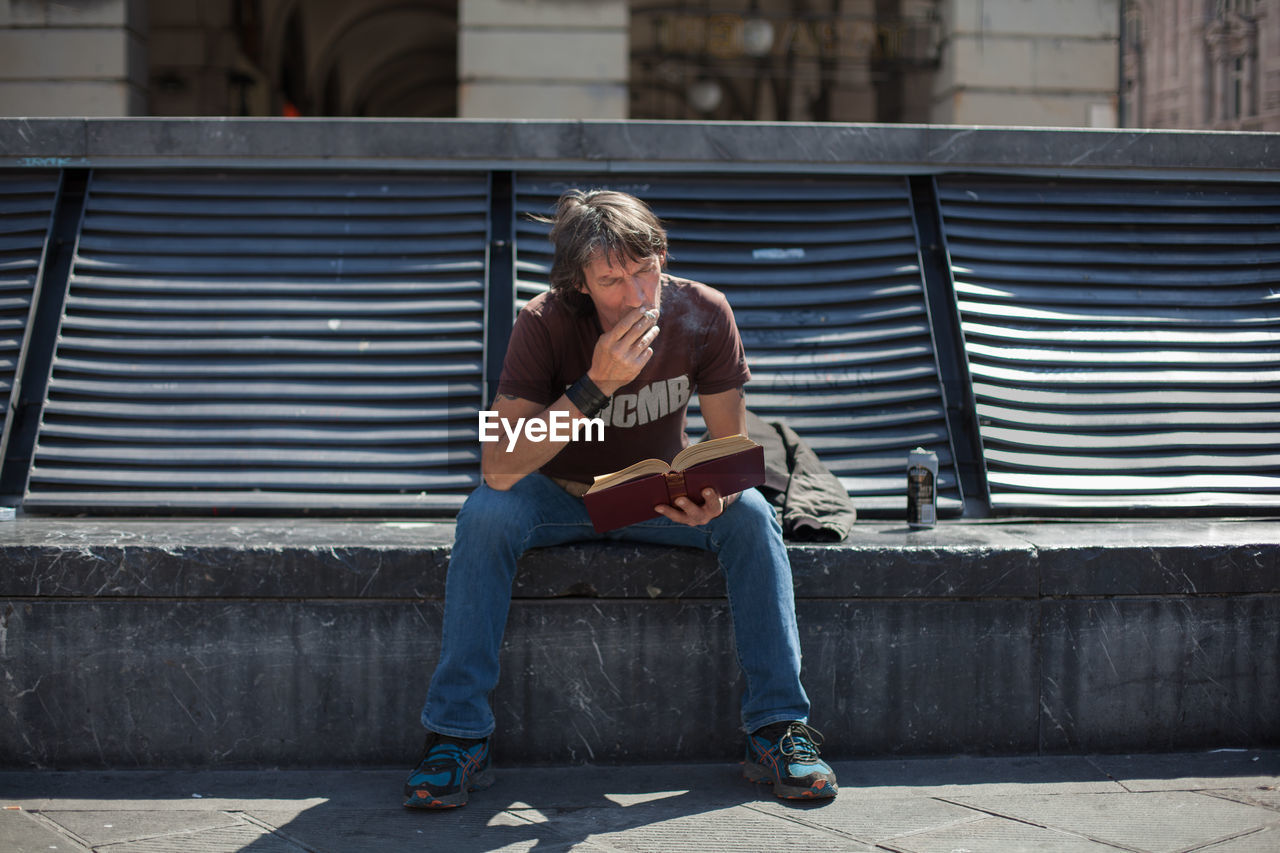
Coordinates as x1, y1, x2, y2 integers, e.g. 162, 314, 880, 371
670, 434, 756, 471
586, 458, 671, 493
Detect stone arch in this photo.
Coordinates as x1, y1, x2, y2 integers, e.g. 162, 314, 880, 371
350, 47, 457, 116
309, 1, 456, 116
261, 0, 456, 115
262, 0, 301, 101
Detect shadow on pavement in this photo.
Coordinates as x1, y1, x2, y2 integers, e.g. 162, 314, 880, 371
2, 751, 1277, 852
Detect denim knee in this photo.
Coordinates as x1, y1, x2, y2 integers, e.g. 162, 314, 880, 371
717, 488, 783, 537
455, 484, 540, 551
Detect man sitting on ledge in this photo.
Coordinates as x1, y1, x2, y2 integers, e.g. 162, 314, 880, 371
404, 189, 837, 808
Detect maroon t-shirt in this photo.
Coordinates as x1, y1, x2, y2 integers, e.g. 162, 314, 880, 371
496, 275, 751, 484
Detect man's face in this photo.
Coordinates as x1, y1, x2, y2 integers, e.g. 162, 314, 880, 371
577, 250, 664, 332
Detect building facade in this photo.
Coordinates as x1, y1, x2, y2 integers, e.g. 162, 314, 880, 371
934, 0, 1120, 127
1123, 0, 1279, 131
1, 0, 1131, 127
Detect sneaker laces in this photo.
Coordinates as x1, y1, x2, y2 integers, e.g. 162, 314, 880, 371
419, 732, 483, 763
777, 723, 824, 761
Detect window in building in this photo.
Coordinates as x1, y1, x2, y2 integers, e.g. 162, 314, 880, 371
1203, 42, 1215, 124
1122, 6, 1144, 126
628, 0, 941, 123
1230, 56, 1244, 119
1217, 0, 1255, 16
1249, 52, 1259, 116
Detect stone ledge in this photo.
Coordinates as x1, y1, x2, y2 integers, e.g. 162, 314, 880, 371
2, 119, 1277, 178
1, 517, 1276, 768
0, 517, 1275, 600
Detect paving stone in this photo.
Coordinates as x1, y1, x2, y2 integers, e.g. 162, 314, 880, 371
37, 810, 239, 846
94, 820, 302, 852
0, 809, 89, 853
249, 805, 560, 853
833, 755, 1124, 797
884, 815, 1123, 853
943, 791, 1276, 853
1193, 825, 1280, 853
5, 758, 1280, 853
559, 802, 873, 852
469, 762, 764, 812
746, 795, 984, 844
0, 769, 388, 810
1205, 787, 1280, 814
1088, 752, 1280, 793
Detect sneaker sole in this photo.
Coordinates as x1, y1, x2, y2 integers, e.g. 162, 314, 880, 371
403, 768, 496, 810
743, 761, 838, 801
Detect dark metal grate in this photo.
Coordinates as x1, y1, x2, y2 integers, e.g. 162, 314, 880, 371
0, 172, 59, 469
515, 174, 961, 516
24, 171, 489, 512
937, 175, 1280, 511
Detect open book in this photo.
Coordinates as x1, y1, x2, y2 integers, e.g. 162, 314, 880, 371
583, 434, 765, 533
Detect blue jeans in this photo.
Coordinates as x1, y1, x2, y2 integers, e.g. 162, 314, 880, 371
421, 473, 810, 739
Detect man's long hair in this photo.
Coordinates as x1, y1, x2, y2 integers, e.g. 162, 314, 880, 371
532, 189, 669, 314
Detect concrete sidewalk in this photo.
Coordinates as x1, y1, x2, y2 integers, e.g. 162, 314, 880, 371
2, 751, 1277, 852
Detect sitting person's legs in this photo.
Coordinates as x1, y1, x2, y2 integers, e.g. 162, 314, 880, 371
404, 475, 592, 809
609, 487, 809, 730
407, 482, 835, 806
422, 473, 592, 738
605, 489, 836, 800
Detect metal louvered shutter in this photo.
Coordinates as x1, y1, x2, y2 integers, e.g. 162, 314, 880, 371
937, 175, 1280, 511
514, 174, 961, 516
0, 172, 59, 469
24, 171, 488, 513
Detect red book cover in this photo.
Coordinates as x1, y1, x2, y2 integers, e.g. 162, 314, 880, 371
583, 442, 765, 533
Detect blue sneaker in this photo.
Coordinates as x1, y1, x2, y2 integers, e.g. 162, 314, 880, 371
744, 722, 838, 800
403, 733, 494, 809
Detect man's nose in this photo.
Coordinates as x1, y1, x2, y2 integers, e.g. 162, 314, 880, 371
627, 276, 647, 305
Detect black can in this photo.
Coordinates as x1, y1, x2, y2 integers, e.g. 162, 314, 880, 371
906, 447, 937, 528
